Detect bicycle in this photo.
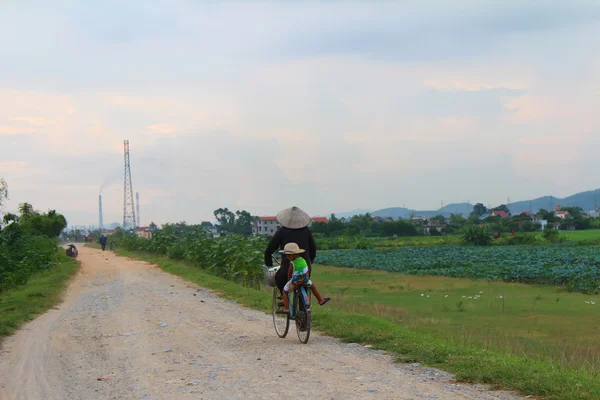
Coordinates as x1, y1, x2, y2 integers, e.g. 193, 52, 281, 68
263, 256, 312, 344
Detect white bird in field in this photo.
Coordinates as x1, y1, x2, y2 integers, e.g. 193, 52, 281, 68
479, 291, 484, 294
421, 293, 424, 297
592, 302, 596, 305
585, 301, 591, 304
445, 295, 449, 298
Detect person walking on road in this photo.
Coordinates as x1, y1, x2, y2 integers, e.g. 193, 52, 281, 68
99, 234, 107, 251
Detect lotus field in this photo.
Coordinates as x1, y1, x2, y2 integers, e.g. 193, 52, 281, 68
316, 246, 600, 294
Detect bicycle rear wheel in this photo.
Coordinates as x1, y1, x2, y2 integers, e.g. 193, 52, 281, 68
295, 287, 311, 344
272, 287, 289, 338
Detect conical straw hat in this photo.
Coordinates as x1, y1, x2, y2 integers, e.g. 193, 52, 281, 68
280, 242, 305, 254
276, 206, 311, 229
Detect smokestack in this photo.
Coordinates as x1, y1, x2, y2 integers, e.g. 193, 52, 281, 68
99, 195, 104, 230
136, 192, 140, 227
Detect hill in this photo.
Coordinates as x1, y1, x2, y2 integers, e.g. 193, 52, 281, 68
333, 189, 600, 219
507, 189, 600, 214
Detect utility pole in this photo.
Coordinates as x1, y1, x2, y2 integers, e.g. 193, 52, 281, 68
123, 140, 136, 230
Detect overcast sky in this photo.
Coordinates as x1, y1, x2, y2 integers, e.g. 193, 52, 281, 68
1, 1, 599, 226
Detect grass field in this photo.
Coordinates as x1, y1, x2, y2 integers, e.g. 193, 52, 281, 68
559, 229, 600, 242
313, 266, 600, 372
117, 249, 600, 400
0, 254, 78, 341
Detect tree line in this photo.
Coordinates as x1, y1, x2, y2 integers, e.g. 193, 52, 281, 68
0, 179, 68, 292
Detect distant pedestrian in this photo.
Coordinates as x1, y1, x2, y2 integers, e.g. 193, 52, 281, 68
99, 234, 107, 251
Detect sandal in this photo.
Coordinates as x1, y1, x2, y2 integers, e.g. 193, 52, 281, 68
319, 298, 331, 306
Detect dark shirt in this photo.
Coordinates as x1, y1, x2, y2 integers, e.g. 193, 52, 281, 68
264, 227, 317, 270
99, 236, 107, 244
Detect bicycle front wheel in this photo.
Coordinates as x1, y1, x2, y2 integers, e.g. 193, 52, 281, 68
295, 287, 311, 344
272, 287, 289, 338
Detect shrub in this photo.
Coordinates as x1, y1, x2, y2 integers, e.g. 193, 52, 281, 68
542, 227, 560, 243
463, 226, 492, 246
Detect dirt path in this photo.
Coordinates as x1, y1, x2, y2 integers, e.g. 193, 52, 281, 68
0, 248, 522, 400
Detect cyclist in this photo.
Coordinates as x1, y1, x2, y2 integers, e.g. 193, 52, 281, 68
264, 206, 318, 297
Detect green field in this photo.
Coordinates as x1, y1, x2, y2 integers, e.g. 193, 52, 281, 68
313, 266, 600, 373
317, 229, 600, 250
560, 229, 600, 242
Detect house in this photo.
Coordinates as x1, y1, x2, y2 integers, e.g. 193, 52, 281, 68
423, 220, 446, 235
381, 217, 394, 222
410, 217, 425, 225
101, 229, 117, 236
311, 217, 329, 224
492, 210, 510, 218
555, 211, 570, 220
254, 216, 281, 236
136, 226, 152, 239
479, 212, 492, 220
372, 216, 384, 223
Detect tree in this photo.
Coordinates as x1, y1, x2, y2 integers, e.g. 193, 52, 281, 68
536, 208, 557, 222
213, 208, 235, 225
431, 214, 446, 223
2, 212, 18, 225
0, 178, 7, 209
213, 208, 256, 235
463, 226, 492, 246
234, 210, 256, 235
17, 205, 67, 238
472, 203, 488, 217
542, 226, 559, 243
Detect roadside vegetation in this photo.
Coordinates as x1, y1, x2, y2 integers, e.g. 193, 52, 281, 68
105, 224, 267, 287
0, 180, 75, 340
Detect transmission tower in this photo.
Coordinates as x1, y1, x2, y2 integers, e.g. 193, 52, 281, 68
123, 140, 137, 230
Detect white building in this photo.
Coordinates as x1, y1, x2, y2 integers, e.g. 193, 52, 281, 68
253, 217, 281, 236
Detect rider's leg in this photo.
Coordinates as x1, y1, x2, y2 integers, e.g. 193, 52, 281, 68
282, 290, 290, 312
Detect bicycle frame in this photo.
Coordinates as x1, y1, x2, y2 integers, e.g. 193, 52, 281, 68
290, 284, 311, 319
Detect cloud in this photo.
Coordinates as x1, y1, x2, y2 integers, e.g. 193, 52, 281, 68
0, 161, 28, 173
0, 126, 37, 135
0, 1, 599, 224
12, 117, 49, 126
145, 124, 176, 136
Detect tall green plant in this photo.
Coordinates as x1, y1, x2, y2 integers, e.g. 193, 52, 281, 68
463, 226, 492, 246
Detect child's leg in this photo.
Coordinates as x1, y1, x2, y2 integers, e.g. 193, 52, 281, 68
311, 284, 330, 305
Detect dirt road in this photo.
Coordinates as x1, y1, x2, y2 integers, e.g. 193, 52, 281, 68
0, 248, 522, 400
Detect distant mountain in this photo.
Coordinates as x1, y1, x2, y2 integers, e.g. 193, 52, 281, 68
334, 209, 373, 219
333, 188, 600, 220
438, 203, 474, 215
507, 189, 600, 214
371, 206, 466, 219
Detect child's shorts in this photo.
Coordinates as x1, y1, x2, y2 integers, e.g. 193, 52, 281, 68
284, 279, 312, 293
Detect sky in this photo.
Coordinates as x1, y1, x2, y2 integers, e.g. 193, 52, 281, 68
1, 1, 599, 226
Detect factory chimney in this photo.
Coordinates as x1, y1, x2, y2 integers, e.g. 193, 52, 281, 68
136, 192, 140, 227
99, 194, 104, 230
